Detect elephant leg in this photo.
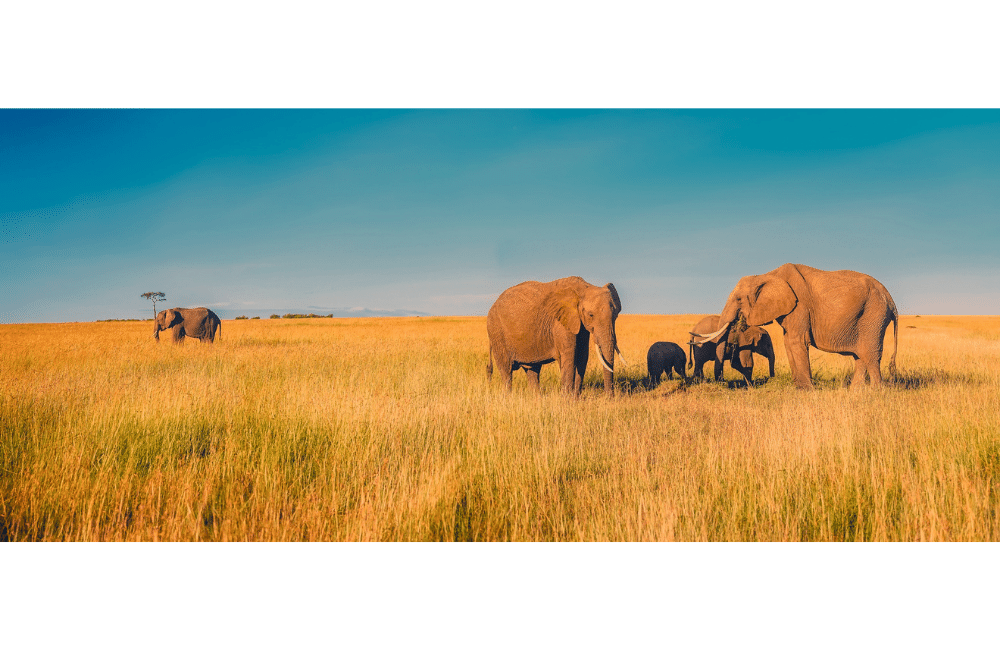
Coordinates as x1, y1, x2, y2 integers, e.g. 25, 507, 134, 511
675, 361, 687, 380
171, 327, 184, 344
783, 337, 814, 390
601, 366, 614, 394
493, 348, 514, 391
647, 359, 660, 386
573, 333, 590, 396
742, 353, 754, 386
850, 356, 869, 390
855, 333, 886, 388
867, 359, 884, 387
525, 364, 543, 393
852, 354, 884, 389
714, 344, 726, 382
733, 355, 752, 387
557, 349, 577, 394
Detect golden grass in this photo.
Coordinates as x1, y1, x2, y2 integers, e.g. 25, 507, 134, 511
2, 314, 999, 541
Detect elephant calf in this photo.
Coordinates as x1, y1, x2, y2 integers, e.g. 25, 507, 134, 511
646, 341, 687, 385
688, 315, 775, 386
153, 307, 222, 343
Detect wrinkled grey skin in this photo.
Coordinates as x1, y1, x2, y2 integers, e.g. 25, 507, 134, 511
153, 307, 222, 343
487, 276, 623, 396
693, 263, 898, 390
646, 341, 687, 385
688, 315, 775, 386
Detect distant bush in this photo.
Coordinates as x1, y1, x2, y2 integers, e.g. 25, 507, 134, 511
97, 318, 145, 322
270, 314, 280, 319
251, 316, 260, 320
281, 313, 330, 319
235, 315, 248, 320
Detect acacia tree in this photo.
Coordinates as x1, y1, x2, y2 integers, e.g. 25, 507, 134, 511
141, 292, 166, 318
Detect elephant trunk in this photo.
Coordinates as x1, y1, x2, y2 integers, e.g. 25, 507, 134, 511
596, 347, 614, 373
153, 321, 161, 340
594, 324, 617, 374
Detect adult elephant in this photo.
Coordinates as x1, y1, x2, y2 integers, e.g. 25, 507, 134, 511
153, 307, 222, 343
691, 263, 897, 390
487, 276, 625, 395
688, 315, 775, 386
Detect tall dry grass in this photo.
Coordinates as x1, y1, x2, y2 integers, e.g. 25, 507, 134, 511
2, 314, 998, 541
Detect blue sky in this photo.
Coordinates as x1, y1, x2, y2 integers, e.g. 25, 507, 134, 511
2, 109, 999, 322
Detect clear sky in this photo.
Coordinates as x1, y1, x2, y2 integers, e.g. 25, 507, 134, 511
2, 109, 999, 323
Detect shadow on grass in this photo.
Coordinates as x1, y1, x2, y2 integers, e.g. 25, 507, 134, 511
632, 375, 775, 397
550, 366, 974, 395
884, 369, 979, 390
614, 375, 664, 395
810, 368, 978, 390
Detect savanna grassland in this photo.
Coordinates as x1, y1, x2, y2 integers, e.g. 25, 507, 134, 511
2, 314, 999, 541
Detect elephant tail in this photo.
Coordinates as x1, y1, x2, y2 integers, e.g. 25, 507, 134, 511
687, 340, 694, 370
888, 310, 898, 377
218, 319, 222, 342
487, 348, 493, 380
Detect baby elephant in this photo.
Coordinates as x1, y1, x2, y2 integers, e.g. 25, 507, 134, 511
688, 315, 775, 386
646, 341, 687, 385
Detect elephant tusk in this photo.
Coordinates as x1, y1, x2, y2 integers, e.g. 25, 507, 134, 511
690, 322, 731, 344
615, 343, 629, 367
596, 345, 614, 373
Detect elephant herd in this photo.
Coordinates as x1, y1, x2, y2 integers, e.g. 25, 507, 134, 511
486, 263, 899, 394
153, 262, 900, 395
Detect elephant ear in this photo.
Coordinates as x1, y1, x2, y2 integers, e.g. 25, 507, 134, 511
165, 309, 181, 326
747, 278, 796, 326
605, 283, 622, 316
549, 289, 582, 334
743, 328, 764, 347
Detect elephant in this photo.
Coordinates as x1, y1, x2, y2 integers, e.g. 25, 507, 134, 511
153, 307, 222, 343
690, 263, 897, 390
486, 276, 625, 395
687, 315, 775, 386
646, 341, 687, 385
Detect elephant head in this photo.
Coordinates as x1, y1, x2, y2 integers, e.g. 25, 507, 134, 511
153, 308, 182, 340
692, 273, 797, 346
553, 282, 625, 373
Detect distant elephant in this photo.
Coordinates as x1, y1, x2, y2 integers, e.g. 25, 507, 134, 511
646, 342, 687, 385
153, 307, 222, 343
688, 315, 775, 386
487, 276, 625, 395
691, 263, 897, 390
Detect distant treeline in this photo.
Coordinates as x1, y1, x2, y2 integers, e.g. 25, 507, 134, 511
99, 313, 355, 322
235, 314, 336, 320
